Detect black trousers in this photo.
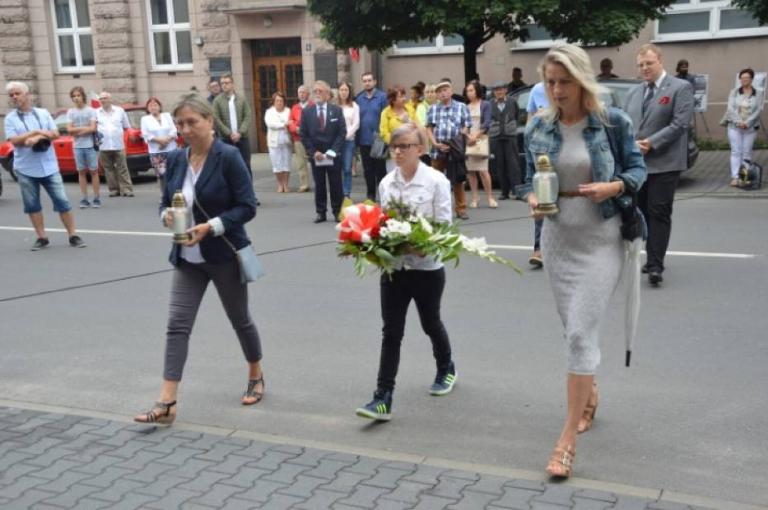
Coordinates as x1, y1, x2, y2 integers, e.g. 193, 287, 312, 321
377, 268, 453, 393
491, 137, 521, 197
311, 159, 343, 217
223, 136, 252, 173
638, 171, 681, 273
359, 145, 387, 201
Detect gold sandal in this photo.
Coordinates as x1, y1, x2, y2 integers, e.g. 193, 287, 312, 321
133, 401, 177, 425
545, 443, 575, 478
577, 383, 598, 433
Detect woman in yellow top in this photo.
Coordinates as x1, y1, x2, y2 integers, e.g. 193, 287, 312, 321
379, 85, 419, 144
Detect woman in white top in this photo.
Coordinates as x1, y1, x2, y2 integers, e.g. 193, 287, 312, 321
721, 68, 764, 186
140, 97, 178, 189
337, 82, 360, 198
264, 91, 292, 192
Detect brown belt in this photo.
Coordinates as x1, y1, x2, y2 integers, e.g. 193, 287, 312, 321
558, 191, 585, 197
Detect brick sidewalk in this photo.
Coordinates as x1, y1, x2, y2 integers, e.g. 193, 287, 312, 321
0, 406, 735, 510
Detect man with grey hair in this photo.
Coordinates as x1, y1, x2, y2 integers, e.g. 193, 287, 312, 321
4, 81, 85, 250
96, 91, 134, 197
300, 80, 346, 223
288, 84, 313, 192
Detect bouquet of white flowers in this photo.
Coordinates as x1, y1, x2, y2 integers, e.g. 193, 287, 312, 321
336, 201, 521, 277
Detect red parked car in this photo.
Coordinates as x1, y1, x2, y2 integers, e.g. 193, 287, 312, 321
0, 103, 183, 181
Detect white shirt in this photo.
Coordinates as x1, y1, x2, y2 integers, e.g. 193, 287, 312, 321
378, 161, 453, 271
140, 112, 178, 154
96, 106, 131, 151
228, 95, 238, 134
181, 163, 205, 264
646, 70, 667, 98
264, 106, 290, 148
341, 103, 360, 141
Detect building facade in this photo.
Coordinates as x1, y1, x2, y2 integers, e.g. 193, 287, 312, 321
1, 0, 765, 150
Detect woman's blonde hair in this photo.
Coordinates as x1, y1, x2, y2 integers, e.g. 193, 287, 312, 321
537, 43, 607, 123
390, 122, 427, 146
423, 84, 437, 104
172, 92, 214, 119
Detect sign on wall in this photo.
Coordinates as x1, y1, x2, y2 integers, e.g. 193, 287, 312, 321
209, 58, 232, 77
691, 73, 709, 113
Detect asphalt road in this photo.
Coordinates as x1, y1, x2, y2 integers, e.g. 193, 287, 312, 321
0, 171, 766, 506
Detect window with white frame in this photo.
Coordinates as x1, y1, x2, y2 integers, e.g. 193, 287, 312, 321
50, 0, 94, 72
655, 0, 768, 42
147, 0, 193, 70
392, 34, 464, 55
511, 23, 564, 50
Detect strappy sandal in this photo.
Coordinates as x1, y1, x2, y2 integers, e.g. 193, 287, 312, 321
545, 443, 575, 478
242, 377, 264, 406
577, 383, 599, 433
133, 401, 177, 425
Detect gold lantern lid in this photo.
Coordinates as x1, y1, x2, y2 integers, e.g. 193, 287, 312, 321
171, 190, 186, 208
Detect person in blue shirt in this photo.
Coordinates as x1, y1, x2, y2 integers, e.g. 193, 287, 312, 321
526, 81, 550, 268
4, 81, 85, 251
355, 72, 388, 201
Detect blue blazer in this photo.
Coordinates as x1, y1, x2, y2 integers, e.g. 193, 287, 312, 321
162, 139, 257, 266
299, 103, 346, 158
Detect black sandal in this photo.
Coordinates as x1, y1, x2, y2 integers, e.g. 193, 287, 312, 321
133, 401, 177, 425
242, 377, 264, 405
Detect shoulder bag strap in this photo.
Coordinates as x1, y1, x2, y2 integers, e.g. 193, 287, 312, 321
184, 147, 238, 255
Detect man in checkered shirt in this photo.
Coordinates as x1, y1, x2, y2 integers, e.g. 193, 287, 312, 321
426, 79, 472, 219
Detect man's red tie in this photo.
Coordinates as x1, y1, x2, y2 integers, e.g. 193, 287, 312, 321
319, 107, 325, 130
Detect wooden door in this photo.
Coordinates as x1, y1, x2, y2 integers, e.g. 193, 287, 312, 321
252, 55, 303, 152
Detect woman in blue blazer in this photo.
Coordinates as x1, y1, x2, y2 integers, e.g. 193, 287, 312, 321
134, 94, 264, 426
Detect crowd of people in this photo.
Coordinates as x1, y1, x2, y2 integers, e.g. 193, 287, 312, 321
3, 40, 764, 481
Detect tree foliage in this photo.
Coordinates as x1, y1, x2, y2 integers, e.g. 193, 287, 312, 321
307, 0, 677, 81
732, 0, 768, 24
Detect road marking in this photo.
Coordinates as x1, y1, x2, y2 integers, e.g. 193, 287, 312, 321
0, 226, 167, 237
0, 227, 760, 259
487, 244, 758, 259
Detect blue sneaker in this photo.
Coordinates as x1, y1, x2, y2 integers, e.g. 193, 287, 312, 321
429, 363, 457, 396
79, 198, 91, 209
91, 197, 101, 208
355, 390, 392, 421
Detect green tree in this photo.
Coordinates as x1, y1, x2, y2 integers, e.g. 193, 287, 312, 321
732, 0, 768, 24
307, 0, 675, 83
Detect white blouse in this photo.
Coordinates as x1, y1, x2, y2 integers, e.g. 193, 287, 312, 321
141, 112, 178, 154
342, 102, 360, 141
264, 107, 291, 148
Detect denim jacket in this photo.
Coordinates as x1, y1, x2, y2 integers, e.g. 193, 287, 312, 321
520, 107, 646, 219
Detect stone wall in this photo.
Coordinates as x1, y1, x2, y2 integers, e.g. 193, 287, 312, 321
200, 0, 232, 75
92, 0, 137, 103
0, 0, 38, 95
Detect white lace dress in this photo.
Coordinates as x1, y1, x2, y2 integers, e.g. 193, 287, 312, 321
541, 118, 623, 374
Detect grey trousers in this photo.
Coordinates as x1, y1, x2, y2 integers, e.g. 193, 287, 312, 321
164, 259, 262, 381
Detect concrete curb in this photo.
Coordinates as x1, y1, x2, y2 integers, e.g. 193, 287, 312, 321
1, 398, 763, 510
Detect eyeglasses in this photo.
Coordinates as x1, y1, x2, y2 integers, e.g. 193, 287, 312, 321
390, 143, 419, 152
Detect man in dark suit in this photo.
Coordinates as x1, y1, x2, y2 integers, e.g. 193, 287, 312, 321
300, 80, 347, 223
624, 43, 694, 287
488, 81, 521, 200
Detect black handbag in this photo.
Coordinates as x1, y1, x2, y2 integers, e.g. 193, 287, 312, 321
605, 124, 647, 242
370, 133, 389, 160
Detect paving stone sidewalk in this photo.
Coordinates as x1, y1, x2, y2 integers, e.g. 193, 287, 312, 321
0, 406, 723, 510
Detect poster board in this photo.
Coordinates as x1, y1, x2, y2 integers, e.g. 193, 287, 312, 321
691, 74, 709, 113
